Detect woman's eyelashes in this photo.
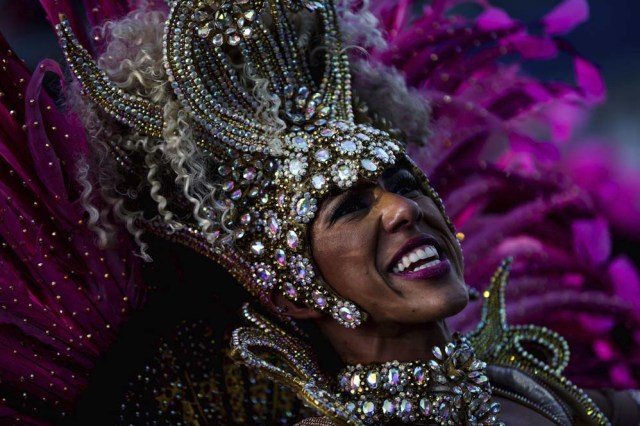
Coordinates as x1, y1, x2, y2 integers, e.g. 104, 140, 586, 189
387, 173, 421, 197
328, 174, 424, 224
330, 193, 370, 223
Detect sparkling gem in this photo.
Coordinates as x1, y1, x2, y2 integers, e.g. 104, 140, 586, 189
241, 26, 252, 38
340, 374, 350, 389
198, 25, 211, 38
240, 213, 251, 225
350, 373, 361, 389
361, 159, 377, 171
345, 402, 356, 413
251, 241, 265, 255
362, 401, 375, 416
295, 262, 306, 278
419, 398, 431, 415
296, 197, 310, 216
286, 230, 299, 249
433, 346, 443, 360
388, 368, 400, 385
193, 10, 209, 21
379, 399, 394, 416
356, 133, 370, 141
243, 167, 256, 181
212, 33, 224, 46
470, 360, 485, 371
314, 149, 330, 162
230, 189, 242, 200
222, 180, 234, 191
386, 141, 400, 152
292, 136, 308, 150
474, 375, 488, 384
400, 399, 412, 414
283, 282, 297, 297
244, 9, 256, 20
214, 10, 231, 29
445, 343, 455, 356
289, 159, 304, 175
337, 164, 353, 180
366, 371, 378, 388
312, 290, 326, 307
414, 366, 425, 384
373, 147, 390, 162
218, 165, 230, 176
257, 266, 271, 281
275, 249, 286, 266
339, 306, 354, 322
337, 121, 350, 130
320, 128, 336, 137
268, 217, 280, 236
440, 403, 450, 420
317, 106, 330, 116
228, 34, 241, 45
311, 174, 326, 189
340, 140, 357, 153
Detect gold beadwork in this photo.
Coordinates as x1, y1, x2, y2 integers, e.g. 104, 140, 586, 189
467, 258, 610, 426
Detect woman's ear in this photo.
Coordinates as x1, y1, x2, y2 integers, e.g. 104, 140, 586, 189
271, 291, 324, 320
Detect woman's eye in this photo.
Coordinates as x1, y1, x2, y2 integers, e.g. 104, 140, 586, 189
331, 197, 367, 223
392, 176, 421, 197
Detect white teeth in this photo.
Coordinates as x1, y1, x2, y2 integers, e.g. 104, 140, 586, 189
412, 259, 440, 272
392, 244, 441, 274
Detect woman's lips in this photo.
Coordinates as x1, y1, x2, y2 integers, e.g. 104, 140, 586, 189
385, 233, 455, 281
387, 234, 442, 272
391, 257, 451, 280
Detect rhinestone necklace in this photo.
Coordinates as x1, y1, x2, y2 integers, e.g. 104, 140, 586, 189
335, 333, 503, 425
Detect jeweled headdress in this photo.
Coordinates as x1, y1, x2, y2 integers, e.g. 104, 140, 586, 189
55, 0, 452, 327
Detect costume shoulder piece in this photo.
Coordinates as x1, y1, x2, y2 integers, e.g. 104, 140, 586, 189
466, 258, 610, 426
231, 259, 613, 425
230, 306, 361, 425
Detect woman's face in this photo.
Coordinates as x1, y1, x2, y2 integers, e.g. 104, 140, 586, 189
311, 166, 468, 325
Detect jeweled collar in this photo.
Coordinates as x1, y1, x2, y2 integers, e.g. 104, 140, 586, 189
335, 333, 503, 425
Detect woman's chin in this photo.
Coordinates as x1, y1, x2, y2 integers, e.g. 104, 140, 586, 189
416, 279, 470, 323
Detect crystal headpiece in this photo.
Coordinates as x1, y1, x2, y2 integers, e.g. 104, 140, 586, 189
55, 0, 452, 327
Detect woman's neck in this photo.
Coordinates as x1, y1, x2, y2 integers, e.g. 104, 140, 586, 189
315, 317, 452, 365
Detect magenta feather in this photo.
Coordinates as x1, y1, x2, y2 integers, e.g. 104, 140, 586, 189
0, 32, 146, 421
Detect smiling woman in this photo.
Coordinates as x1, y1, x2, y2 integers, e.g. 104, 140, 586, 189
310, 166, 467, 325
1, 0, 640, 425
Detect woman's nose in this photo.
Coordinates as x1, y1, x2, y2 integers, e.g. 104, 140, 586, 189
378, 191, 421, 233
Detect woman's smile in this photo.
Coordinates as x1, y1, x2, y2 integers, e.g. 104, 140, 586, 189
386, 234, 451, 279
